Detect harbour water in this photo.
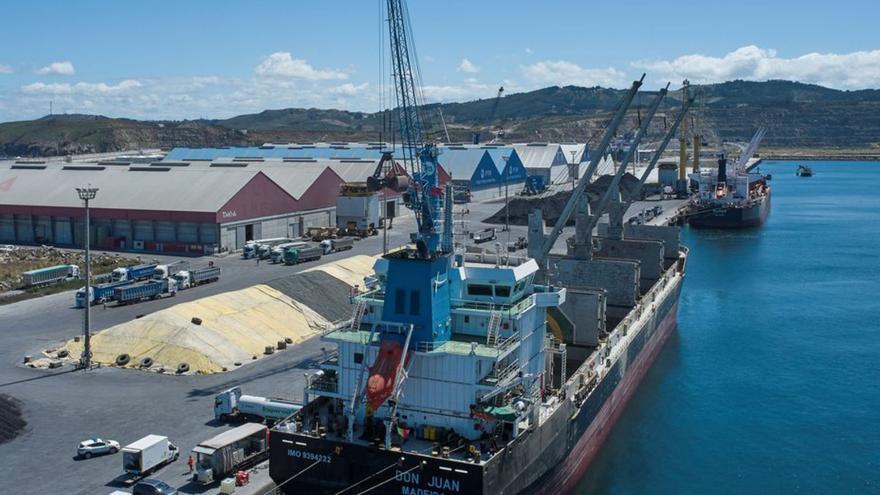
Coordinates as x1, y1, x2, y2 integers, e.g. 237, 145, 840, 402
575, 161, 880, 494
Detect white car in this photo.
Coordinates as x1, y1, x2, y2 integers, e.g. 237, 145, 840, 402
77, 438, 121, 459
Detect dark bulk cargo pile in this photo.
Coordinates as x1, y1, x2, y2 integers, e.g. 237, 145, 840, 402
267, 271, 354, 322
484, 173, 641, 226
0, 394, 27, 444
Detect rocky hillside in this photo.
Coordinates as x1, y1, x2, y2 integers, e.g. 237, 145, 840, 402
0, 114, 249, 157
2, 80, 878, 157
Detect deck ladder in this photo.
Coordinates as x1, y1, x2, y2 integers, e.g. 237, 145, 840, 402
486, 311, 502, 347
350, 298, 368, 332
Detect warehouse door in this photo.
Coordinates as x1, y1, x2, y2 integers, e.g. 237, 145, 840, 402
54, 217, 73, 245
0, 214, 15, 242
155, 221, 176, 242
177, 222, 198, 243
244, 224, 254, 242
33, 216, 52, 243
133, 220, 153, 241
199, 223, 217, 244
112, 219, 132, 245
15, 215, 34, 243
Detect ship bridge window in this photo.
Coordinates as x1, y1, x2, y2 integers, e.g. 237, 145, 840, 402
467, 284, 493, 296
410, 290, 420, 315
513, 281, 525, 293
395, 289, 406, 314
494, 286, 511, 298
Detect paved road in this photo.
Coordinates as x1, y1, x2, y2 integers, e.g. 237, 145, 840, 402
0, 196, 683, 494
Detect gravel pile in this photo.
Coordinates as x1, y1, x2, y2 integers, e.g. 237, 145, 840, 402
268, 271, 354, 322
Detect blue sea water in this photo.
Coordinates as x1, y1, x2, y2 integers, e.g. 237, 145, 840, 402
574, 161, 880, 494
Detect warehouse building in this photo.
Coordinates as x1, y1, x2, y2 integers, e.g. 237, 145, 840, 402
165, 142, 525, 200
0, 156, 441, 253
512, 143, 571, 185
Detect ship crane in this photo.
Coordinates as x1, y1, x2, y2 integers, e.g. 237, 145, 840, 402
384, 0, 446, 258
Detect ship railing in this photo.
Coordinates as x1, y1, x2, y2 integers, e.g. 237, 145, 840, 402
306, 373, 338, 394
322, 318, 353, 336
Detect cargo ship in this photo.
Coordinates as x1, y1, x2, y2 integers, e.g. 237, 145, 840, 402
687, 128, 770, 229
269, 189, 688, 494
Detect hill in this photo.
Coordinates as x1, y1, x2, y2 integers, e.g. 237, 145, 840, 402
2, 80, 879, 157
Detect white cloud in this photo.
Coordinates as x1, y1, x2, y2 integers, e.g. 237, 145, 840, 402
0, 64, 13, 74
329, 82, 370, 97
255, 52, 347, 80
457, 58, 480, 74
22, 79, 141, 95
634, 45, 880, 89
521, 60, 627, 88
36, 61, 75, 76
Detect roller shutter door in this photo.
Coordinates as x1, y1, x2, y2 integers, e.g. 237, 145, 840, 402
54, 217, 74, 245
0, 214, 15, 241
15, 215, 34, 243
177, 222, 199, 243
112, 220, 132, 241
155, 221, 176, 242
199, 223, 218, 244
34, 216, 52, 243
133, 220, 153, 241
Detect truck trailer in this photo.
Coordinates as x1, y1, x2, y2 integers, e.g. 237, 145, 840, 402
111, 263, 158, 283
21, 264, 79, 288
283, 245, 323, 265
76, 280, 131, 307
320, 238, 354, 255
214, 387, 301, 424
121, 435, 179, 477
114, 278, 177, 305
173, 266, 221, 289
192, 423, 269, 484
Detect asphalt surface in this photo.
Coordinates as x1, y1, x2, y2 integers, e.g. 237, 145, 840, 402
0, 196, 684, 494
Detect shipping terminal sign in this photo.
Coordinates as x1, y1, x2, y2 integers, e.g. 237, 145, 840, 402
221, 210, 237, 219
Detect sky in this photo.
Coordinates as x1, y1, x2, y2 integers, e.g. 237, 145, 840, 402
0, 0, 878, 122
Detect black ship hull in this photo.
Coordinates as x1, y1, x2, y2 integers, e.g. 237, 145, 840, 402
269, 270, 685, 495
688, 193, 770, 229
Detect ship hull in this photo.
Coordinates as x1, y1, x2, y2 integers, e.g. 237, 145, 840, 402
270, 266, 685, 495
689, 193, 770, 229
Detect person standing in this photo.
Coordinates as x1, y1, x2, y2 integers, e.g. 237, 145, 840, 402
187, 454, 194, 473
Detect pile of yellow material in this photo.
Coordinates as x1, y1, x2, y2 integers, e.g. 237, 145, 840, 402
304, 254, 377, 287
64, 255, 377, 374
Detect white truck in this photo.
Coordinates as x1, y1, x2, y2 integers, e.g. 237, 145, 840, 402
193, 423, 269, 484
121, 435, 179, 477
173, 266, 221, 289
320, 238, 354, 255
242, 237, 294, 259
214, 387, 301, 424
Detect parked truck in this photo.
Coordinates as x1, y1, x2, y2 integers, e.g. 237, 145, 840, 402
21, 264, 79, 288
270, 242, 306, 264
320, 238, 354, 255
242, 238, 294, 259
472, 228, 497, 244
192, 423, 269, 484
121, 435, 179, 477
76, 280, 131, 307
173, 266, 221, 289
214, 387, 301, 424
111, 263, 158, 283
283, 245, 323, 265
114, 278, 177, 305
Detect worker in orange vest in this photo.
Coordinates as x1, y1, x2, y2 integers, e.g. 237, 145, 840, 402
187, 454, 194, 473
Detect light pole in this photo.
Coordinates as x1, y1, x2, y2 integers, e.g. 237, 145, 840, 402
77, 186, 98, 370
502, 156, 510, 235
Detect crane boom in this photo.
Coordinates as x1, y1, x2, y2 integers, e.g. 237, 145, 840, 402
386, 0, 443, 256
578, 84, 669, 237
537, 76, 644, 266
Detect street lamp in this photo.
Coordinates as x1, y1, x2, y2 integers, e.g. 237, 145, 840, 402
76, 186, 98, 370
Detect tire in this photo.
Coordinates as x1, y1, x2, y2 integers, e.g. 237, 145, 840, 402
115, 354, 131, 366
83, 452, 92, 459
139, 357, 154, 368
110, 447, 118, 454
176, 362, 190, 374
